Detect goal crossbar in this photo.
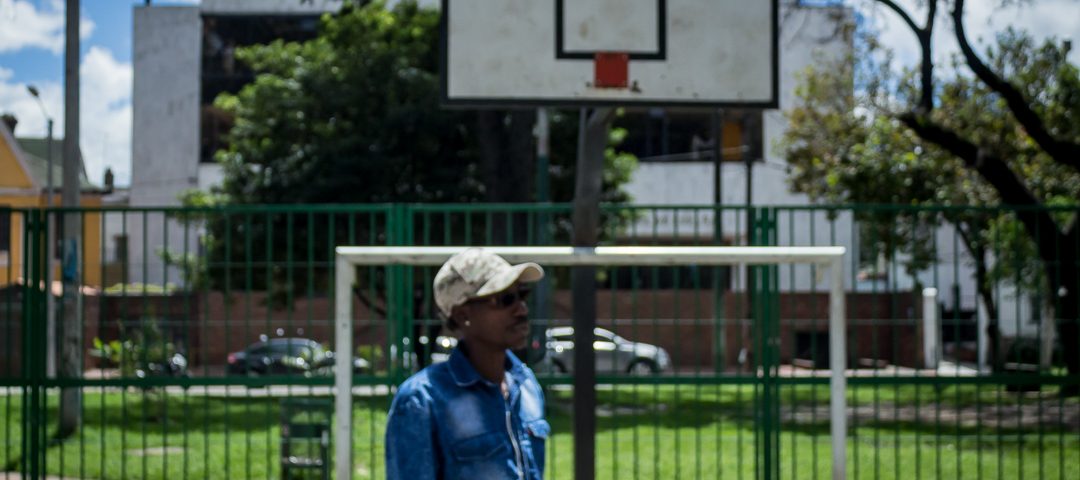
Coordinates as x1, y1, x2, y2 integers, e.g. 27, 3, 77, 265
334, 246, 848, 480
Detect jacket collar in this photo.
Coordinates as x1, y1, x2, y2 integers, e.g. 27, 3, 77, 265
448, 342, 525, 388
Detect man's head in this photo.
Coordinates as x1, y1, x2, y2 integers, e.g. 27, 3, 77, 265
433, 248, 544, 349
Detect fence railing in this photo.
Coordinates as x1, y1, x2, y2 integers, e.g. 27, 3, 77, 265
1, 203, 1078, 479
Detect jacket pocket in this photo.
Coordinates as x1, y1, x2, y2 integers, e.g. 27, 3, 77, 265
525, 419, 550, 439
451, 431, 510, 462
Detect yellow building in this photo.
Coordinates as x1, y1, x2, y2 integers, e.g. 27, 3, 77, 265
1, 115, 105, 287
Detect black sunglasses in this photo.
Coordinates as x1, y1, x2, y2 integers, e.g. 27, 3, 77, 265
470, 287, 531, 309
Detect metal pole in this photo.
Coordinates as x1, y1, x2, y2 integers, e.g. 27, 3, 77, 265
25, 87, 57, 378
829, 257, 848, 480
58, 0, 82, 437
334, 254, 355, 480
923, 287, 940, 369
712, 109, 725, 371
46, 119, 53, 207
45, 118, 56, 378
534, 108, 553, 346
571, 107, 613, 480
535, 108, 550, 204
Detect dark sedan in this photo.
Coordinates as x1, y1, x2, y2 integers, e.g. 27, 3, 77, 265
226, 338, 369, 376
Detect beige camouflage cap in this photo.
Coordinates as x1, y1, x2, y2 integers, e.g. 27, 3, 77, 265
433, 248, 544, 318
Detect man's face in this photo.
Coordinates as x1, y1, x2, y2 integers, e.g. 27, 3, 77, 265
460, 284, 531, 350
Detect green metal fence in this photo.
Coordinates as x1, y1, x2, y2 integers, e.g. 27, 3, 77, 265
1, 204, 1078, 479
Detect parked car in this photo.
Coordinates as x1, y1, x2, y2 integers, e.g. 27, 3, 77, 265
226, 338, 370, 376
427, 328, 667, 375
428, 334, 548, 366
543, 327, 671, 375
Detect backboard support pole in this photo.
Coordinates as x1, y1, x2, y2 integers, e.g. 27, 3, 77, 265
571, 107, 614, 480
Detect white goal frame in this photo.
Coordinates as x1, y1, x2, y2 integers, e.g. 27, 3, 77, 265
334, 246, 847, 480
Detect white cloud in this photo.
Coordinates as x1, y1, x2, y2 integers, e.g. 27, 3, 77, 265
80, 46, 132, 187
0, 0, 95, 55
0, 45, 131, 186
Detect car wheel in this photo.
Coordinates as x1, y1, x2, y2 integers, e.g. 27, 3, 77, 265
628, 360, 658, 376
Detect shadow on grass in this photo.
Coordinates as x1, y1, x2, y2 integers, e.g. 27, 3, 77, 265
30, 392, 396, 438
545, 385, 1080, 439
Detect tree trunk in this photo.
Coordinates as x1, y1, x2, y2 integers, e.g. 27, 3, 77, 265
972, 250, 1003, 372
476, 110, 536, 244
476, 110, 535, 203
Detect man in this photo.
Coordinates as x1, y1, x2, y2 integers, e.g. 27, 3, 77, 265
386, 248, 550, 479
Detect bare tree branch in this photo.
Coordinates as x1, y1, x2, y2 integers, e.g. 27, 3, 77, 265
919, 0, 937, 112
875, 0, 920, 35
952, 0, 1080, 170
875, 0, 937, 112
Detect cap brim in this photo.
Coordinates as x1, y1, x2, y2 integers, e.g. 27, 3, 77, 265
475, 263, 544, 298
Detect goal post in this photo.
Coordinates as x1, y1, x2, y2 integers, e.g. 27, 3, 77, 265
334, 246, 848, 480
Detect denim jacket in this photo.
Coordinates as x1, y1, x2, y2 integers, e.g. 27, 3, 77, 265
385, 345, 549, 480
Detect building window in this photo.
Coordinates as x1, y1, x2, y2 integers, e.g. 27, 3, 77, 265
200, 14, 321, 163
618, 109, 764, 163
0, 209, 10, 265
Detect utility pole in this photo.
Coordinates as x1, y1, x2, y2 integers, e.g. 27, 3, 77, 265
59, 0, 82, 438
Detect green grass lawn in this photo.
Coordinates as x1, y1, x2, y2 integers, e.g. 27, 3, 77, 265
1, 384, 1077, 479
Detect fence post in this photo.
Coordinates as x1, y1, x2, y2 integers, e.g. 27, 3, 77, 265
334, 253, 355, 480
751, 207, 780, 480
22, 209, 47, 478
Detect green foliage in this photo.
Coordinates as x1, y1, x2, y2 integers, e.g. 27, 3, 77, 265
214, 1, 480, 205
781, 30, 1080, 288
90, 317, 183, 378
355, 344, 386, 375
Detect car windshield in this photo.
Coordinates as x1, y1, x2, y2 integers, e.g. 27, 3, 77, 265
549, 328, 626, 344
549, 328, 573, 341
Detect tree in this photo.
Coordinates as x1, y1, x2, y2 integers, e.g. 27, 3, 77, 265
782, 0, 1080, 379
179, 1, 637, 301
211, 1, 635, 207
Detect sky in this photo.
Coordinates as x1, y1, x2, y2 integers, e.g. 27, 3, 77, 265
0, 0, 1077, 189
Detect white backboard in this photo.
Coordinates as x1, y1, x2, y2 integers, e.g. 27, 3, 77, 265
441, 0, 778, 107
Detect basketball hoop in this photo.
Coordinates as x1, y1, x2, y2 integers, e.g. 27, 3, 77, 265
593, 52, 629, 89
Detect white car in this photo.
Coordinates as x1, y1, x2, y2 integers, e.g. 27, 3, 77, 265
543, 327, 671, 375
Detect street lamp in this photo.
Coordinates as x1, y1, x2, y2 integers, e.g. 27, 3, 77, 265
26, 85, 54, 207
27, 84, 57, 378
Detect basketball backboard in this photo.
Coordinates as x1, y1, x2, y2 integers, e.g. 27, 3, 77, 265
440, 0, 778, 107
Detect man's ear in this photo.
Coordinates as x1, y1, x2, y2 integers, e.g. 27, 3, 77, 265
449, 306, 468, 330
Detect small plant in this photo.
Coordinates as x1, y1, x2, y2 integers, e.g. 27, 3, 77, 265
90, 317, 186, 378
